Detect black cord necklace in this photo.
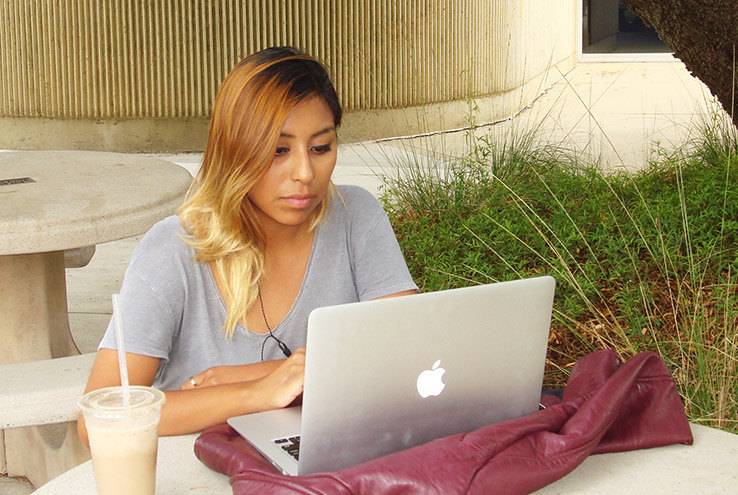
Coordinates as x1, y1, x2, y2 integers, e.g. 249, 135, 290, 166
258, 283, 292, 361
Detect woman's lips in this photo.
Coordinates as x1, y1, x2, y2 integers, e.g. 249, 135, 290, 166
281, 195, 314, 208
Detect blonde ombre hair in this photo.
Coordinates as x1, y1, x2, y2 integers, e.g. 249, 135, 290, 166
178, 47, 342, 337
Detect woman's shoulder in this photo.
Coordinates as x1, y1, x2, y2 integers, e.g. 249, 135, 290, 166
145, 214, 186, 236
137, 215, 187, 247
334, 184, 377, 203
129, 215, 193, 267
322, 185, 391, 245
332, 184, 384, 217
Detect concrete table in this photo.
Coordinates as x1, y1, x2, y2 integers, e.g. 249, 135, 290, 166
0, 150, 192, 364
536, 424, 738, 493
32, 433, 231, 495
31, 424, 738, 494
0, 150, 192, 486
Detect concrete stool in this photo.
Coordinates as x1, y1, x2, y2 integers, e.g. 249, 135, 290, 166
0, 353, 95, 429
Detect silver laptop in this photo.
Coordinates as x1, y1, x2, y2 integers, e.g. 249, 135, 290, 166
227, 275, 555, 476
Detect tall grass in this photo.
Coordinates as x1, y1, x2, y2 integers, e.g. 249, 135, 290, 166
380, 110, 738, 432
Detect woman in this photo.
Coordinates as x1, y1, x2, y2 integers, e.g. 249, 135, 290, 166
78, 47, 417, 443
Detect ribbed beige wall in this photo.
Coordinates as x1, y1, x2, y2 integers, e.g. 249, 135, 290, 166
0, 0, 578, 151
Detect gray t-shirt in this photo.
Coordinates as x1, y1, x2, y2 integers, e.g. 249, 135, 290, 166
99, 185, 417, 390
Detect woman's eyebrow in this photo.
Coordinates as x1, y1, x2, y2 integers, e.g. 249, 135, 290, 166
280, 126, 336, 139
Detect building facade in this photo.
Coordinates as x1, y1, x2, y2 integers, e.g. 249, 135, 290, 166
0, 0, 579, 151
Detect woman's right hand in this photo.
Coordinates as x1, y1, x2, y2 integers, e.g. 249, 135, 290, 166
252, 347, 306, 410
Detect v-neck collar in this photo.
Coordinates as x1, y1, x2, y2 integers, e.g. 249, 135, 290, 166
205, 223, 322, 337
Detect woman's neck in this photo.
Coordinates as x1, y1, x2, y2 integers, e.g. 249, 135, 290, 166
261, 220, 313, 254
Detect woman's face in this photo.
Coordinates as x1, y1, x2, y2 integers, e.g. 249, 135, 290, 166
248, 95, 338, 235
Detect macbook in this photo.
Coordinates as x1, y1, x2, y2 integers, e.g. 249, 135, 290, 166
227, 275, 556, 475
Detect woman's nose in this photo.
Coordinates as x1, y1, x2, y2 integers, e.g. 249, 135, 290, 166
290, 150, 314, 183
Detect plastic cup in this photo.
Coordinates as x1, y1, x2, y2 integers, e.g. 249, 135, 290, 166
78, 386, 166, 495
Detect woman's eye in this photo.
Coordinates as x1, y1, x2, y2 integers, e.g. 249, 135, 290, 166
312, 145, 332, 154
275, 147, 289, 156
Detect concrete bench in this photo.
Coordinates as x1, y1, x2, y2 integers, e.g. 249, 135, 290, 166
0, 353, 95, 428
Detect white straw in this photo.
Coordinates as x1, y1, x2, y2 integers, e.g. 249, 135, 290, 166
112, 293, 131, 408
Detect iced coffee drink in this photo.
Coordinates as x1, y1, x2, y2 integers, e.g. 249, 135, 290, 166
79, 386, 165, 495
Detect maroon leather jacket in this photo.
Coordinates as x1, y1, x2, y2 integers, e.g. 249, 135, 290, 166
195, 350, 693, 494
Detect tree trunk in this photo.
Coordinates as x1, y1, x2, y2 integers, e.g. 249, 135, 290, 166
622, 0, 738, 129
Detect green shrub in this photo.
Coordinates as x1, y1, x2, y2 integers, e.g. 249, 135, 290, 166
381, 120, 738, 432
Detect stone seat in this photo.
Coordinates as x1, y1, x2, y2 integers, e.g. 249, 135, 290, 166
0, 353, 95, 429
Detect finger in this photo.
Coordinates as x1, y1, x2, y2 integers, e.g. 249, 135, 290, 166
180, 375, 199, 390
286, 349, 306, 365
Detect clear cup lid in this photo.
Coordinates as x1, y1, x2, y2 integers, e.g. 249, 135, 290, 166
78, 386, 165, 414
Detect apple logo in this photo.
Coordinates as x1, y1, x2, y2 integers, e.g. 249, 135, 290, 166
416, 359, 446, 398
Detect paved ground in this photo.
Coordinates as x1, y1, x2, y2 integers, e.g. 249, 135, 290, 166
6, 57, 723, 492
381, 57, 717, 173
1, 474, 34, 495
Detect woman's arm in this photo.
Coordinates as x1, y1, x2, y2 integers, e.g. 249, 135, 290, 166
178, 358, 284, 390
77, 348, 305, 445
173, 290, 414, 391
375, 289, 417, 300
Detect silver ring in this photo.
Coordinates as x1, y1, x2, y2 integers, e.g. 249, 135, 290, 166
190, 377, 197, 387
